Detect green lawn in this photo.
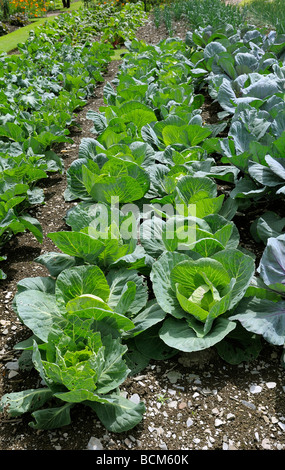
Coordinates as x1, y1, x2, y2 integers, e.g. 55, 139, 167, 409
0, 1, 83, 53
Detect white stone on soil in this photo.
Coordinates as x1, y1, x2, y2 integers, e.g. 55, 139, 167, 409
249, 384, 262, 394
87, 437, 104, 450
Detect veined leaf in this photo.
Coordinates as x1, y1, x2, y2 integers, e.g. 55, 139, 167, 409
0, 388, 53, 418
230, 297, 285, 346
48, 231, 105, 264
15, 290, 65, 342
159, 316, 236, 352
107, 268, 148, 316
55, 265, 110, 306
150, 251, 191, 318
162, 124, 211, 147
87, 393, 145, 433
29, 403, 74, 430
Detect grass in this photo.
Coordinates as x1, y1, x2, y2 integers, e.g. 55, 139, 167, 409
242, 0, 285, 33
0, 0, 83, 53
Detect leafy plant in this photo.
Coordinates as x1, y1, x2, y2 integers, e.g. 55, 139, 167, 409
151, 248, 255, 354
0, 20, 8, 35
9, 12, 29, 26
0, 264, 147, 431
0, 2, 148, 274
2, 9, 285, 437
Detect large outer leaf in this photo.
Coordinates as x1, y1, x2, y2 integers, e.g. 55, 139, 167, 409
82, 166, 147, 204
234, 52, 258, 75
175, 175, 217, 204
29, 403, 73, 430
258, 234, 285, 286
159, 317, 236, 352
251, 211, 285, 244
16, 276, 56, 295
35, 252, 80, 277
95, 336, 130, 394
162, 124, 211, 147
65, 201, 124, 234
242, 77, 280, 100
55, 265, 110, 307
122, 108, 157, 132
230, 297, 285, 346
215, 323, 262, 365
139, 217, 166, 257
134, 322, 178, 360
87, 393, 145, 433
127, 299, 167, 337
66, 295, 135, 334
212, 249, 255, 309
248, 161, 284, 188
0, 388, 53, 418
204, 41, 227, 60
65, 159, 92, 201
150, 251, 191, 317
107, 268, 148, 316
266, 155, 285, 181
48, 231, 105, 265
15, 290, 65, 342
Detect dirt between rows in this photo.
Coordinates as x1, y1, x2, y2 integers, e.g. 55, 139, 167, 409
0, 14, 285, 454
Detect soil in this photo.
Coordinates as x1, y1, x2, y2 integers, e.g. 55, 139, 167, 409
1, 11, 285, 454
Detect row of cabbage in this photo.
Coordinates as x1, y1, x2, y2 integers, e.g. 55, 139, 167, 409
1, 22, 285, 433
0, 2, 147, 279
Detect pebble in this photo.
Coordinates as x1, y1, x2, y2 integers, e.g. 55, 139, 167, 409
278, 422, 285, 432
241, 400, 256, 410
156, 427, 164, 436
8, 370, 19, 379
226, 413, 235, 421
261, 438, 272, 450
215, 419, 224, 427
266, 382, 276, 389
124, 438, 132, 448
186, 418, 194, 427
228, 440, 238, 450
166, 371, 181, 384
5, 360, 19, 371
87, 437, 104, 450
129, 393, 140, 404
250, 384, 262, 394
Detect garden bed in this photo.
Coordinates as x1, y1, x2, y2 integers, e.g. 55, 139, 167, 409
0, 4, 285, 452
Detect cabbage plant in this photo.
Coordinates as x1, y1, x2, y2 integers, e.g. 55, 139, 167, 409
0, 264, 149, 431
151, 249, 255, 352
